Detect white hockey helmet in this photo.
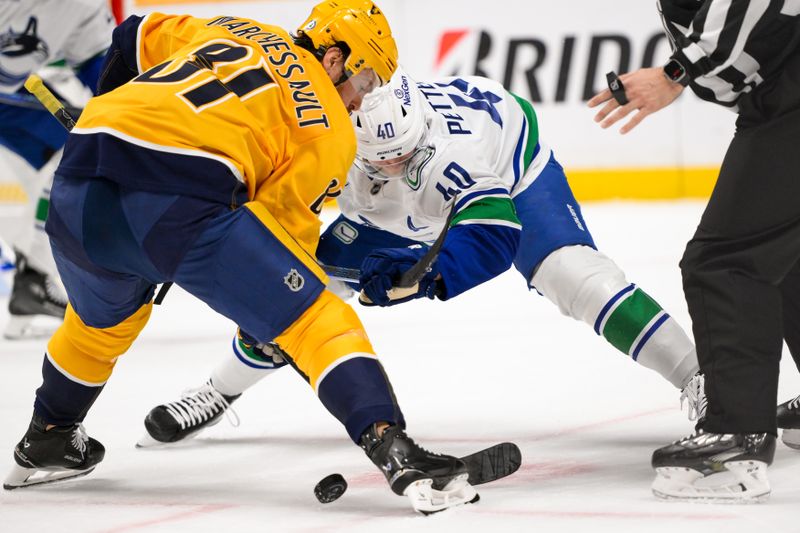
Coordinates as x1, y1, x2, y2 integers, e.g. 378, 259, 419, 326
352, 67, 430, 179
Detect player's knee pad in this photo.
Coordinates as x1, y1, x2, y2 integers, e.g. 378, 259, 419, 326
275, 290, 375, 391
47, 302, 152, 384
275, 290, 401, 442
531, 245, 629, 326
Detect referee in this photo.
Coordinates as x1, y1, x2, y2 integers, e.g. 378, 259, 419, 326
589, 0, 800, 502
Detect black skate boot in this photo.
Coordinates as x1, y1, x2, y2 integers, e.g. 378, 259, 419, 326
651, 431, 775, 502
777, 394, 800, 450
4, 250, 67, 340
137, 381, 241, 447
4, 414, 105, 490
359, 424, 478, 514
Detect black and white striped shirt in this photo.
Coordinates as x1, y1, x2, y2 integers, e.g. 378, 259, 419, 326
658, 0, 800, 109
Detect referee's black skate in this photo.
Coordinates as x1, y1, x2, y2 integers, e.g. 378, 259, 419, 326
137, 381, 240, 447
777, 394, 800, 450
4, 414, 105, 490
4, 250, 67, 340
359, 424, 478, 514
651, 431, 775, 502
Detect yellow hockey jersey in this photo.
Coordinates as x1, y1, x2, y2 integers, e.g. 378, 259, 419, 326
58, 13, 355, 255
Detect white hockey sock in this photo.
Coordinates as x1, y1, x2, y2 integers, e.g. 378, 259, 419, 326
14, 154, 60, 277
210, 335, 283, 397
532, 245, 699, 389
629, 316, 699, 389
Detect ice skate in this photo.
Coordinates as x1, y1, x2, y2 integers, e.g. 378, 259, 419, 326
4, 250, 67, 340
680, 372, 707, 422
777, 394, 800, 450
651, 431, 775, 503
4, 414, 105, 490
359, 424, 478, 514
137, 381, 241, 447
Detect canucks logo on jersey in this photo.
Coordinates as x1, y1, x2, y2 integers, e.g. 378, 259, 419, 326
0, 16, 49, 86
0, 17, 48, 59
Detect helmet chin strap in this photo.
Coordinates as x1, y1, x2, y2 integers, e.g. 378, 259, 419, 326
334, 70, 351, 86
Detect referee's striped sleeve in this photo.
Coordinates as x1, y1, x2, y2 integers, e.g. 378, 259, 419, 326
670, 0, 770, 79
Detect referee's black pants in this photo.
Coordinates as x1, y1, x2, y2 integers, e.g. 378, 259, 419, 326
680, 85, 800, 435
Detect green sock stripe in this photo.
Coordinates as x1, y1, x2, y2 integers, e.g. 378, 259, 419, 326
35, 198, 49, 223
236, 338, 271, 364
510, 92, 539, 172
450, 196, 520, 227
601, 288, 663, 355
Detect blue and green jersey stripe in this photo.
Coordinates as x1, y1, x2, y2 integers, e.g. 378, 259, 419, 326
450, 195, 521, 229
510, 92, 540, 186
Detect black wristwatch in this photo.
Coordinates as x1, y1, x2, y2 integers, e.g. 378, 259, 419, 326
663, 58, 690, 87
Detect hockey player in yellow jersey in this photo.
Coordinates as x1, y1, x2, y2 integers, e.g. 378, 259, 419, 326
64, 10, 387, 252
3, 1, 479, 513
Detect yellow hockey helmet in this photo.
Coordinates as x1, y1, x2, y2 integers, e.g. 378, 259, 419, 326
298, 1, 398, 85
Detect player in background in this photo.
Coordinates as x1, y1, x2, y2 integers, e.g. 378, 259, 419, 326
0, 0, 116, 339
139, 68, 706, 449
3, 3, 480, 514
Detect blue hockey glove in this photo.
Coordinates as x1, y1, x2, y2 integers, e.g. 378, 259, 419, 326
358, 247, 440, 307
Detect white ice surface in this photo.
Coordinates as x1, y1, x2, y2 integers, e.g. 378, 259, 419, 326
1, 201, 799, 533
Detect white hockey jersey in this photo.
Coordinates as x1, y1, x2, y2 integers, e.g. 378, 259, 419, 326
339, 75, 551, 244
0, 0, 113, 93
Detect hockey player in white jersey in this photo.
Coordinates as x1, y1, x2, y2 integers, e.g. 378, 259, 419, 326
0, 0, 114, 338
334, 72, 701, 398
139, 68, 708, 449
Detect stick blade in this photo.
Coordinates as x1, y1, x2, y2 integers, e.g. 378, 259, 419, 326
460, 442, 521, 486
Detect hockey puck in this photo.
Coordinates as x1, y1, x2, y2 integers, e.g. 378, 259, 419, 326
314, 473, 347, 503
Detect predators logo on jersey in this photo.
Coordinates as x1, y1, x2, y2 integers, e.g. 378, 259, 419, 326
58, 13, 354, 254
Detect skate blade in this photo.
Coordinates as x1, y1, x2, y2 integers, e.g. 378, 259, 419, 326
781, 429, 800, 450
3, 463, 95, 490
652, 461, 770, 503
3, 315, 60, 340
403, 473, 479, 515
